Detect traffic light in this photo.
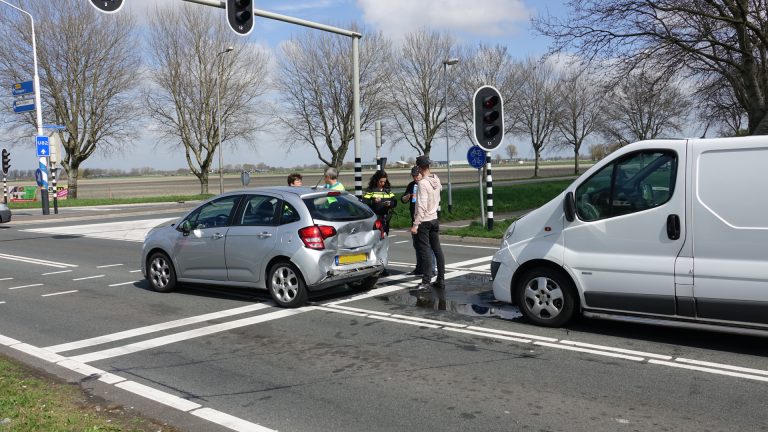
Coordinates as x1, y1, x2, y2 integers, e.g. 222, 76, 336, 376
226, 0, 254, 36
2, 149, 10, 174
473, 85, 504, 151
89, 0, 124, 14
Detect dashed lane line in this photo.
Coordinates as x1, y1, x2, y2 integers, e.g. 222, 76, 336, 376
0, 278, 13, 281
41, 290, 79, 297
72, 275, 105, 281
0, 253, 78, 268
108, 281, 140, 287
8, 284, 44, 290
41, 270, 72, 276
97, 264, 124, 268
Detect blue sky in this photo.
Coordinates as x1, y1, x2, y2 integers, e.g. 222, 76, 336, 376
84, 0, 565, 171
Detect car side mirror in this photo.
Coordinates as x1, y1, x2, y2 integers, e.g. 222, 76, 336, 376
178, 220, 192, 235
564, 192, 576, 222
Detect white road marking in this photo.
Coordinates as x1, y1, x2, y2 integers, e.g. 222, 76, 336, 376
442, 243, 498, 250
22, 217, 177, 243
445, 327, 532, 343
371, 315, 441, 328
449, 256, 493, 267
394, 240, 409, 244
0, 334, 20, 346
0, 301, 5, 305
0, 277, 13, 281
108, 281, 139, 287
534, 341, 645, 362
0, 253, 78, 268
56, 359, 125, 384
8, 283, 44, 290
72, 275, 105, 281
129, 269, 142, 273
191, 407, 276, 432
560, 340, 673, 360
675, 358, 768, 376
650, 360, 768, 383
115, 381, 202, 411
42, 290, 79, 297
466, 326, 558, 343
96, 264, 123, 268
71, 308, 310, 363
314, 306, 368, 317
46, 303, 273, 353
41, 270, 72, 276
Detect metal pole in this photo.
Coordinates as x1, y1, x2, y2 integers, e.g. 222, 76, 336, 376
51, 163, 58, 214
478, 168, 485, 227
353, 36, 362, 197
375, 120, 382, 171
2, 173, 6, 204
217, 71, 223, 194
443, 63, 452, 213
486, 151, 494, 230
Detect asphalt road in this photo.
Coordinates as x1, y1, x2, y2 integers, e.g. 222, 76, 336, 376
45, 164, 588, 199
1, 207, 767, 432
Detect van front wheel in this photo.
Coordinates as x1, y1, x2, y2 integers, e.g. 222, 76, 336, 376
516, 268, 575, 327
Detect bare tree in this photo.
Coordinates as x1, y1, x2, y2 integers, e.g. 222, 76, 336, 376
455, 43, 520, 144
515, 58, 561, 177
555, 63, 604, 174
276, 27, 392, 169
0, 0, 141, 199
598, 70, 689, 145
389, 29, 455, 157
697, 78, 748, 137
144, 4, 270, 193
505, 143, 518, 160
535, 1, 768, 135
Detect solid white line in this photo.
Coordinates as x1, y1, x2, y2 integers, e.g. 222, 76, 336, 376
467, 264, 491, 272
389, 314, 468, 328
72, 275, 105, 281
56, 359, 126, 385
0, 301, 5, 305
41, 270, 72, 276
0, 252, 78, 268
560, 340, 673, 360
393, 240, 409, 244
534, 341, 645, 362
675, 358, 768, 376
649, 360, 768, 383
45, 303, 273, 353
129, 270, 142, 273
41, 290, 79, 297
71, 308, 309, 363
8, 283, 44, 290
191, 407, 276, 432
97, 264, 123, 268
12, 343, 67, 363
441, 243, 498, 250
445, 327, 532, 343
466, 326, 558, 342
108, 281, 139, 287
370, 315, 441, 329
115, 381, 202, 412
0, 334, 21, 346
0, 277, 13, 281
450, 256, 493, 267
314, 306, 368, 317
330, 305, 391, 316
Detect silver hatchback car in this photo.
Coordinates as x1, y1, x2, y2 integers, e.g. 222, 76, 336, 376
141, 187, 388, 307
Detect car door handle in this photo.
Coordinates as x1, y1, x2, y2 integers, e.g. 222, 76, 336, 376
666, 214, 680, 240
257, 232, 272, 239
212, 233, 224, 239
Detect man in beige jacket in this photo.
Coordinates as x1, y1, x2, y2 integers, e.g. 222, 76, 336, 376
410, 155, 446, 290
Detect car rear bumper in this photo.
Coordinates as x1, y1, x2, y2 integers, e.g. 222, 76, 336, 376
0, 210, 10, 223
307, 263, 384, 291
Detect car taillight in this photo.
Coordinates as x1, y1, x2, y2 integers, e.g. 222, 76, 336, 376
298, 225, 337, 250
373, 219, 385, 239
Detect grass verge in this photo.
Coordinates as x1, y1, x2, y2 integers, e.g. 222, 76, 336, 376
0, 354, 178, 432
442, 219, 516, 239
6, 195, 214, 210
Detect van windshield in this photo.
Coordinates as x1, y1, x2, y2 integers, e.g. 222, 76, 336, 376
303, 194, 374, 221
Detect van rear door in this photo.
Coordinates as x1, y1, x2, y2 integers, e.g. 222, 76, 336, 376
564, 143, 686, 316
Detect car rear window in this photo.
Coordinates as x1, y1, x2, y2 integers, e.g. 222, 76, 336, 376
303, 194, 374, 221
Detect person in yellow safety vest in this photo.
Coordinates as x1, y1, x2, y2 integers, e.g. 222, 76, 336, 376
323, 167, 345, 191
362, 170, 397, 236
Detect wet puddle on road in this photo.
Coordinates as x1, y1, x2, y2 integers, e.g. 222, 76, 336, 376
378, 273, 523, 321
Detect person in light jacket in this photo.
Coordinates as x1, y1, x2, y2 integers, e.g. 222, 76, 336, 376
410, 155, 445, 290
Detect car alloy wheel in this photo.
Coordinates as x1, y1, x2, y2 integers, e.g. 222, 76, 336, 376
268, 262, 307, 308
148, 252, 176, 293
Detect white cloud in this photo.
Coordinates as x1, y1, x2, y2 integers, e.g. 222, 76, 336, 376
357, 0, 531, 37
271, 0, 345, 13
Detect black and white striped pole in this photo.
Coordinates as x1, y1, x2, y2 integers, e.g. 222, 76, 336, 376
375, 120, 382, 171
486, 152, 494, 230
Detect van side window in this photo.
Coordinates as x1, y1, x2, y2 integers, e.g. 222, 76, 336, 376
575, 150, 677, 221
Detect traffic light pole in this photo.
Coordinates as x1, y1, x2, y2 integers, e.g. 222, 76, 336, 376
182, 0, 364, 196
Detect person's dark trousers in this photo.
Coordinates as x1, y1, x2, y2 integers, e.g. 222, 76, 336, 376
411, 232, 424, 273
416, 219, 445, 285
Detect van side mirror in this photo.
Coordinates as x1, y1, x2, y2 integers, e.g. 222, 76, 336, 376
178, 220, 192, 235
564, 192, 576, 222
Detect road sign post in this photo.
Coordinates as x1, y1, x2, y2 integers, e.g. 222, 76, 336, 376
36, 135, 49, 157
467, 145, 486, 227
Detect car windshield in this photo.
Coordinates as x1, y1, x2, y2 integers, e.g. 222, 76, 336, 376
303, 194, 374, 221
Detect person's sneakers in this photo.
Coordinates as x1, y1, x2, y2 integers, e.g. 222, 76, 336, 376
415, 282, 432, 291
430, 279, 445, 290
406, 269, 423, 276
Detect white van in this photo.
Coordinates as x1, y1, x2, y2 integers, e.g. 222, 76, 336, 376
491, 136, 768, 330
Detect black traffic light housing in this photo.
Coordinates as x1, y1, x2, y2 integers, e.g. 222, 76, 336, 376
473, 85, 504, 151
226, 0, 254, 36
89, 0, 124, 13
2, 149, 10, 174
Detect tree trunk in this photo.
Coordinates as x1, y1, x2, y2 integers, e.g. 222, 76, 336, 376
196, 171, 209, 194
534, 150, 541, 177
749, 108, 768, 135
574, 148, 580, 175
66, 164, 79, 199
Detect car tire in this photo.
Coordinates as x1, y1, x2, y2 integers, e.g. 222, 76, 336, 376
268, 261, 308, 308
348, 275, 378, 292
516, 267, 576, 327
147, 252, 177, 293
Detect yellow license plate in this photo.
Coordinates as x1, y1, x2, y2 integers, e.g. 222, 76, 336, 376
337, 253, 367, 265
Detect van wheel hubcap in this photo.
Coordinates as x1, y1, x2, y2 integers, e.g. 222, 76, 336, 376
271, 266, 299, 303
523, 276, 564, 320
150, 256, 171, 289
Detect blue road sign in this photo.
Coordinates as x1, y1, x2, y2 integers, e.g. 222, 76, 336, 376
467, 145, 486, 169
36, 136, 50, 158
13, 98, 35, 113
12, 81, 33, 96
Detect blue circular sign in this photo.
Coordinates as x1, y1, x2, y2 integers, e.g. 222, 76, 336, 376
467, 145, 486, 169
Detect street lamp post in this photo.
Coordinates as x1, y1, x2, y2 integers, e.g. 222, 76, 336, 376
443, 57, 459, 213
216, 46, 234, 194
